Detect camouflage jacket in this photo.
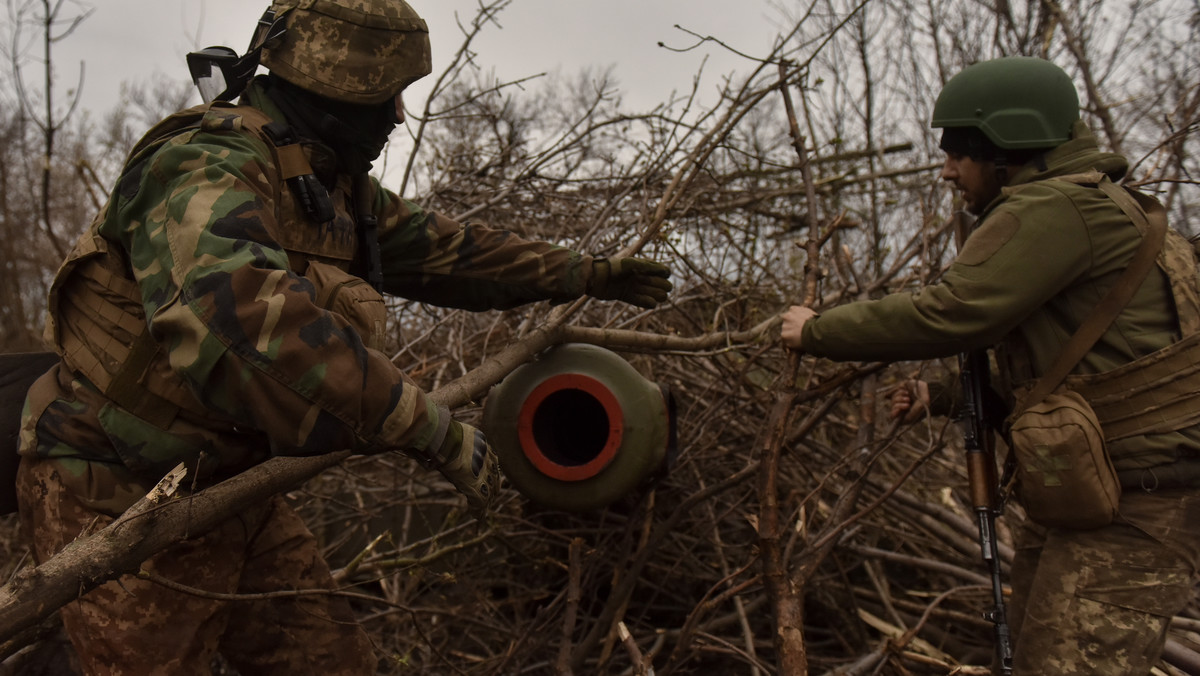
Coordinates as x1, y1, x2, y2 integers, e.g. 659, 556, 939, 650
802, 121, 1200, 470
21, 79, 594, 512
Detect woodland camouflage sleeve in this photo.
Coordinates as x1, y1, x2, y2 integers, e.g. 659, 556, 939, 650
102, 128, 447, 458
372, 179, 594, 310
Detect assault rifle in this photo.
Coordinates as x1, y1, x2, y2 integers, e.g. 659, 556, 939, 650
958, 348, 1014, 674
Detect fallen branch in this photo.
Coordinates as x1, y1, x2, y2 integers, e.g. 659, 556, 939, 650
0, 451, 348, 644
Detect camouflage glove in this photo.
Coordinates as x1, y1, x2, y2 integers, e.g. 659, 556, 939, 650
588, 257, 673, 309
433, 419, 499, 514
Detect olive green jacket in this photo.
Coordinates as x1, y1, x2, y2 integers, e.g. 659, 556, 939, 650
802, 121, 1199, 469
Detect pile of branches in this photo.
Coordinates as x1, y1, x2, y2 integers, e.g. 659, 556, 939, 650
2, 1, 1199, 672
3, 338, 1199, 675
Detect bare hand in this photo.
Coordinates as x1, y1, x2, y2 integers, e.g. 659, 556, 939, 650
780, 305, 817, 350
889, 379, 931, 423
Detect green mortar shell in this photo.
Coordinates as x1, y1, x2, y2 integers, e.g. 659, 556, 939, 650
482, 343, 674, 511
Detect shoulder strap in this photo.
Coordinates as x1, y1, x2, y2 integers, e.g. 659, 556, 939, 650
259, 121, 334, 225
350, 174, 383, 291
1016, 176, 1168, 413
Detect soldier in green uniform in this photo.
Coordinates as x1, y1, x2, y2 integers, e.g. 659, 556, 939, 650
781, 57, 1200, 674
15, 0, 671, 673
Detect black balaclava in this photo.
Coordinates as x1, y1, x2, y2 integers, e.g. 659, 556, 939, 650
267, 74, 400, 174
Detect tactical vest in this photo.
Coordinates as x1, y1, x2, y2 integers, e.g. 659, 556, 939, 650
1056, 178, 1200, 446
45, 101, 388, 432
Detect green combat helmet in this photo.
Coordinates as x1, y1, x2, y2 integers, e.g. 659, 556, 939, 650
931, 56, 1080, 150
262, 0, 433, 105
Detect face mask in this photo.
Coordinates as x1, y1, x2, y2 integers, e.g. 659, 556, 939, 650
268, 76, 397, 174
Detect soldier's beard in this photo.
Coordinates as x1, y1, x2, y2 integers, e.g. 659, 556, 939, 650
268, 77, 396, 174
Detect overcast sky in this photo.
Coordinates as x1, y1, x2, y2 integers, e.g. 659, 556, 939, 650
47, 0, 789, 119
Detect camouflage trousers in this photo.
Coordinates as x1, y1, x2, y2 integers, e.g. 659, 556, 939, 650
1006, 486, 1200, 675
16, 457, 376, 676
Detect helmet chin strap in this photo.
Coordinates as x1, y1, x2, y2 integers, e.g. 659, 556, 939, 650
992, 157, 1014, 186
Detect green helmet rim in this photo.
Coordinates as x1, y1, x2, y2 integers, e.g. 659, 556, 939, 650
931, 56, 1080, 150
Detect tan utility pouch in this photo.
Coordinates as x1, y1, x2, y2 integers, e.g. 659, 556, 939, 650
1009, 387, 1119, 529
304, 260, 388, 352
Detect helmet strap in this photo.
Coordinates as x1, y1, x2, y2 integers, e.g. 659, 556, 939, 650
350, 174, 384, 292
993, 156, 1009, 182
260, 121, 335, 226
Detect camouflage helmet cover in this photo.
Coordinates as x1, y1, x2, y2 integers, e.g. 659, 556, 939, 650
262, 0, 432, 105
931, 56, 1080, 150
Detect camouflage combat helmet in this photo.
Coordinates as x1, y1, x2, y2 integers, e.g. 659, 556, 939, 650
931, 56, 1080, 150
262, 0, 432, 106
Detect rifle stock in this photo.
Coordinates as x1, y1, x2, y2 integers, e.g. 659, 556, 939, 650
958, 348, 1014, 674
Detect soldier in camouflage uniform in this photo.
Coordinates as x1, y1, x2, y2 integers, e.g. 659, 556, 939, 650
15, 0, 672, 673
781, 57, 1200, 674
